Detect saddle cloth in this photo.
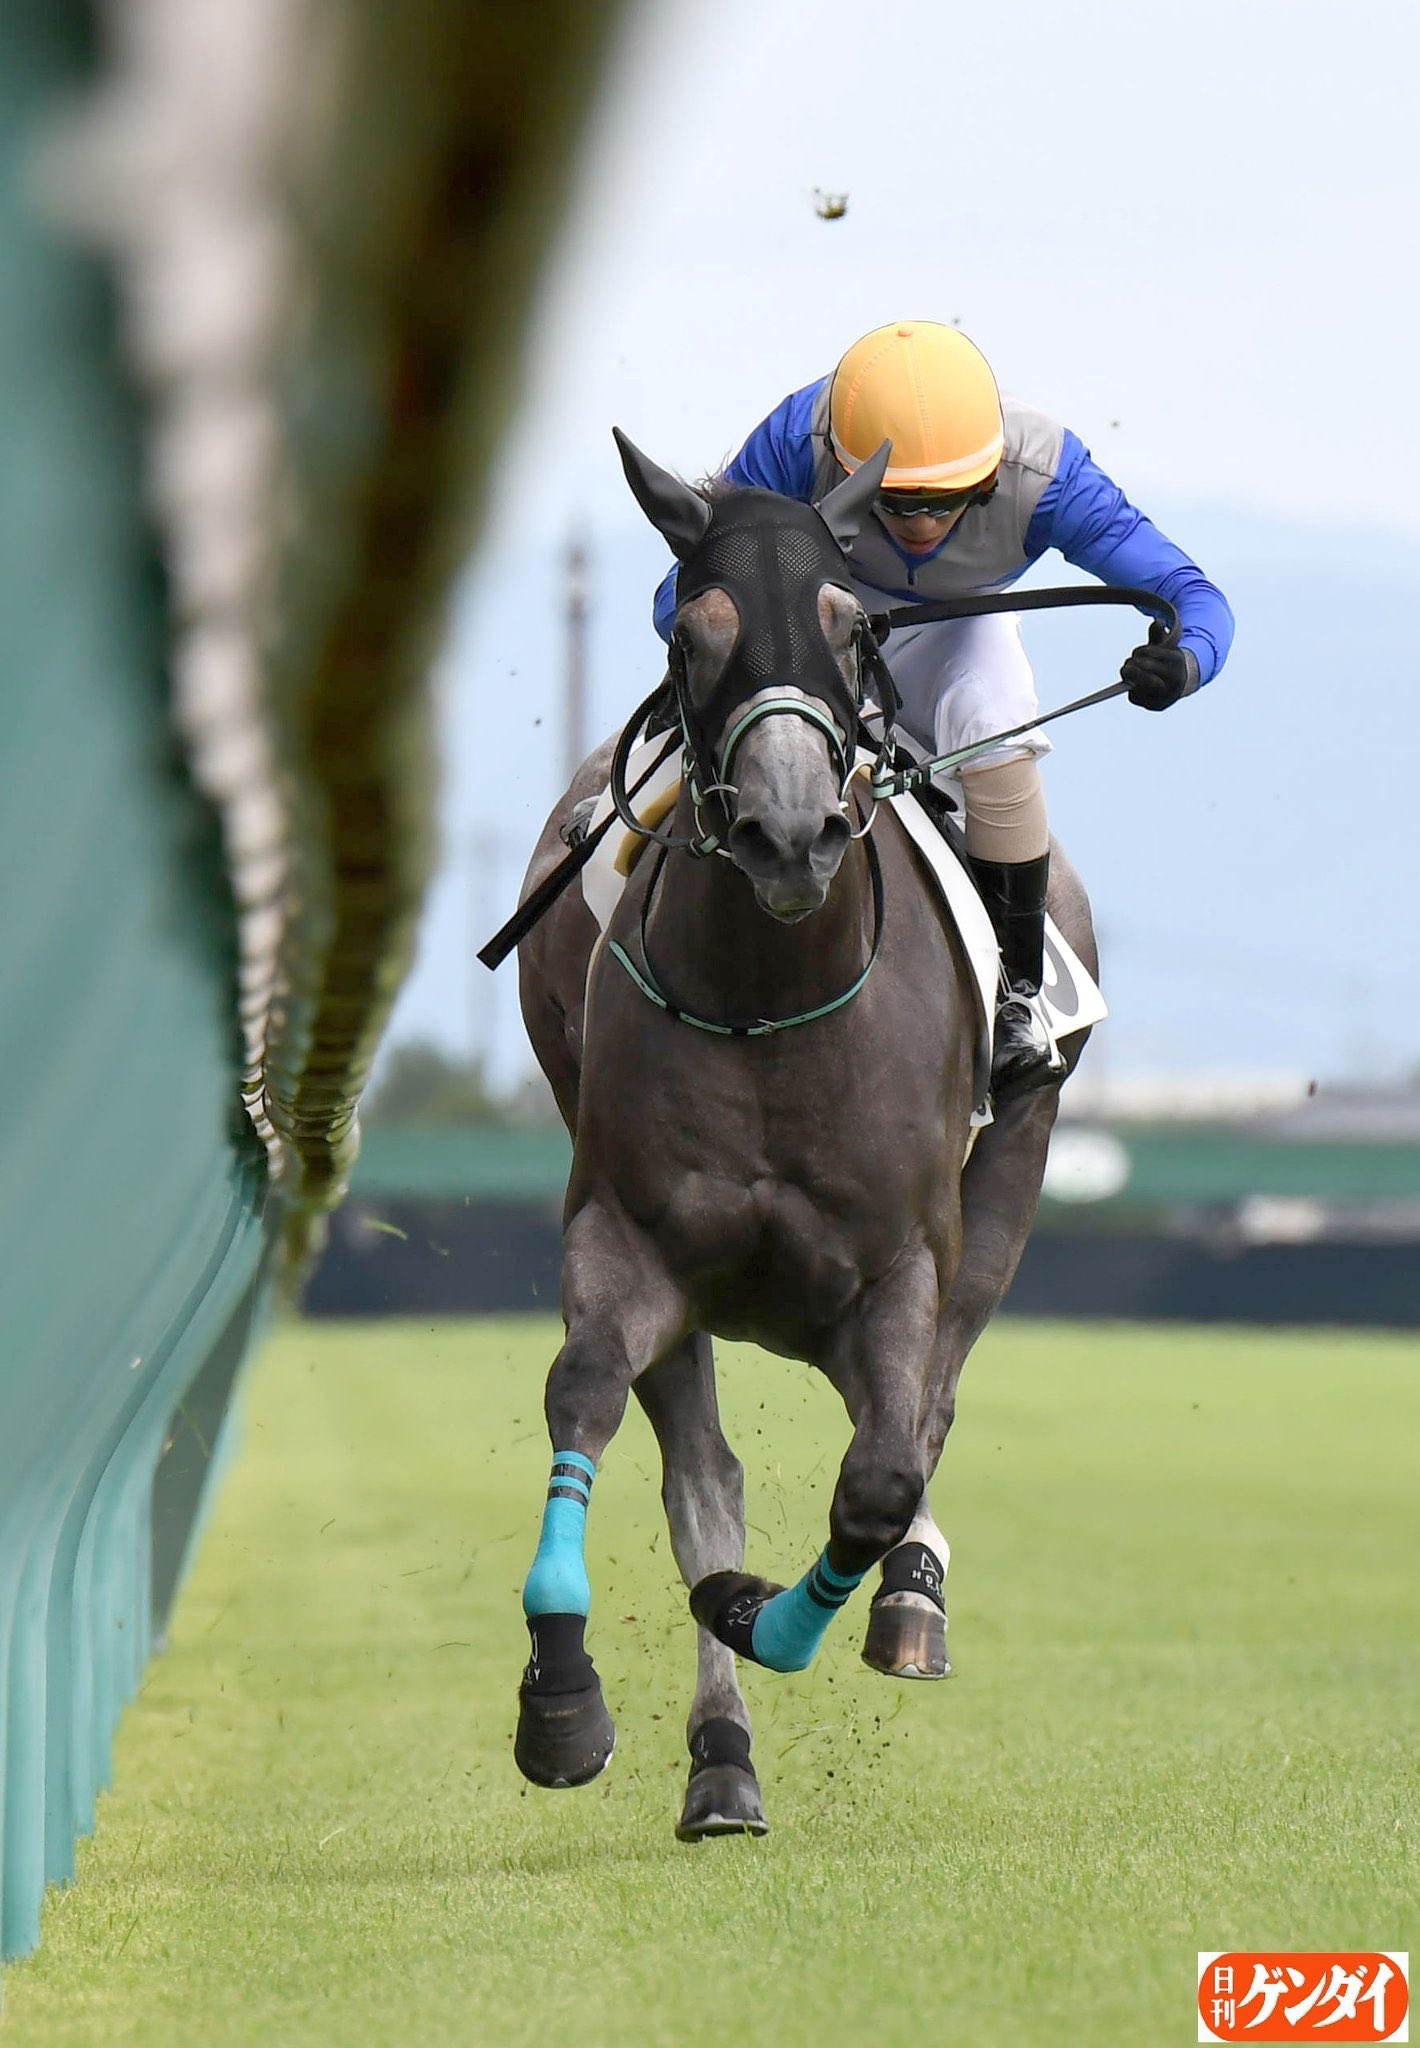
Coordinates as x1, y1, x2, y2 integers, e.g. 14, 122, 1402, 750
579, 737, 1106, 1112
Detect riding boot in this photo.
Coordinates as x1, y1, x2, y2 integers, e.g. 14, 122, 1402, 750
967, 853, 1059, 1098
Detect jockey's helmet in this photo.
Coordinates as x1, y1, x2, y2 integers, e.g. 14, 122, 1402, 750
829, 321, 1004, 492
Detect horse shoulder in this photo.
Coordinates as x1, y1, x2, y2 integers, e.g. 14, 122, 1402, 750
516, 738, 619, 1128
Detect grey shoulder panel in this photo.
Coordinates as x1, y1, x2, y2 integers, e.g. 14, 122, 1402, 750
997, 396, 1063, 534
1001, 394, 1063, 479
807, 388, 1066, 601
809, 382, 839, 501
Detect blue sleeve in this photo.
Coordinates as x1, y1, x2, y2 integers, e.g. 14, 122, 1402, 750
651, 563, 680, 642
651, 380, 825, 640
1025, 429, 1235, 684
723, 380, 822, 496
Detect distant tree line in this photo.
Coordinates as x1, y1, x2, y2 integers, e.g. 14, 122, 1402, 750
363, 1041, 556, 1127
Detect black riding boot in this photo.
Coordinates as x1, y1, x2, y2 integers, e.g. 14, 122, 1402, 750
968, 853, 1058, 1098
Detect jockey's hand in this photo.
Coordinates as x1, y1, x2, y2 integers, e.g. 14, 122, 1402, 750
1121, 624, 1200, 711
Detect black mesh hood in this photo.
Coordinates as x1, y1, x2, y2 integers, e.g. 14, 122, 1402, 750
673, 489, 860, 743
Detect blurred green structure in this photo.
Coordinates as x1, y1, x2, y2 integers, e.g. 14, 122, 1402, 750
0, 0, 622, 1976
303, 1115, 1420, 1327
346, 1119, 1420, 1211
0, 8, 268, 1964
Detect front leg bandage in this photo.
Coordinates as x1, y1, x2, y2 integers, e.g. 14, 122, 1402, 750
522, 1451, 596, 1618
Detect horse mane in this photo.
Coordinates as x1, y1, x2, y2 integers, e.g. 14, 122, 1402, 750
696, 471, 748, 506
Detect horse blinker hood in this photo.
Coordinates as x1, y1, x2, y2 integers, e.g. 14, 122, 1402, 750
672, 490, 863, 752
612, 427, 893, 781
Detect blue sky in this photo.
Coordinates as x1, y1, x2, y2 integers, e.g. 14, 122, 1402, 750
383, 0, 1420, 1087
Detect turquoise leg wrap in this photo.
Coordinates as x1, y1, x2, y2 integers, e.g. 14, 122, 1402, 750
522, 1452, 596, 1618
749, 1550, 865, 1673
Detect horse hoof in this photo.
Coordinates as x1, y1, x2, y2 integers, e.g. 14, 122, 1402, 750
861, 1594, 951, 1679
677, 1763, 770, 1842
514, 1681, 616, 1787
689, 1571, 783, 1657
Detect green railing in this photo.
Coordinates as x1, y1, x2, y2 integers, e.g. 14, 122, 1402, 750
0, 8, 272, 1962
0, 0, 623, 1976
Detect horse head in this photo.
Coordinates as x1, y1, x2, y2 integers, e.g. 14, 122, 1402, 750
614, 429, 890, 922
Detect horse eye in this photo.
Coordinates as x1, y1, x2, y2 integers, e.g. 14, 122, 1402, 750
678, 630, 735, 705
675, 638, 709, 695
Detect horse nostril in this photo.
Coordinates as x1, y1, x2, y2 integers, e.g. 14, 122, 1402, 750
728, 816, 782, 871
810, 813, 852, 872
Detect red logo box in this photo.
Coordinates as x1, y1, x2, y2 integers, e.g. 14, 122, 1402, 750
1198, 1953, 1409, 2043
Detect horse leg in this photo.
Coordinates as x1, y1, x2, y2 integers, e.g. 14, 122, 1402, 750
865, 1083, 1064, 1678
634, 1337, 768, 1842
515, 1199, 686, 1789
692, 1244, 943, 1675
861, 1494, 953, 1679
866, 846, 1097, 1676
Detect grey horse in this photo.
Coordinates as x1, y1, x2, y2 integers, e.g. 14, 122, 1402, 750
511, 433, 1096, 1839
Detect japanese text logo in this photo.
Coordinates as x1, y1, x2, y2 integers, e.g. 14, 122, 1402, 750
1198, 1953, 1409, 2043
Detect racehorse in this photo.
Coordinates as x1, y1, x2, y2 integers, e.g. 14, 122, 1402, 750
512, 432, 1097, 1839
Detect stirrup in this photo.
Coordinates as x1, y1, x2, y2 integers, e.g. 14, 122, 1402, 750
561, 794, 598, 848
991, 988, 1061, 1096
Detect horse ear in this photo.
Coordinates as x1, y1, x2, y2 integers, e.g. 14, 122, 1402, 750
612, 428, 712, 561
815, 439, 892, 547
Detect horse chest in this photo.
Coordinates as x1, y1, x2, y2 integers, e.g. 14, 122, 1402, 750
631, 1130, 930, 1335
645, 1154, 909, 1335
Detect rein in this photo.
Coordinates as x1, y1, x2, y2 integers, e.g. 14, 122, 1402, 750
607, 820, 885, 1038
859, 583, 1180, 799
476, 710, 677, 970
478, 579, 1179, 985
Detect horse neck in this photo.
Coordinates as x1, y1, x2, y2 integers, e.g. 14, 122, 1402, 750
644, 794, 873, 1024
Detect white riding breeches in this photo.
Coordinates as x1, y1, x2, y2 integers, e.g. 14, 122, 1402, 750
881, 613, 1050, 771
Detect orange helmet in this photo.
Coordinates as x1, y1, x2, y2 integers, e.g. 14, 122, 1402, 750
829, 321, 1004, 491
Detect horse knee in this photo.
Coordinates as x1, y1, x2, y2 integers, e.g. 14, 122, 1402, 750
544, 1328, 633, 1448
832, 1450, 928, 1566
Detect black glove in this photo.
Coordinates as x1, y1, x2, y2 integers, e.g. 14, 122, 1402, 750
1121, 623, 1200, 711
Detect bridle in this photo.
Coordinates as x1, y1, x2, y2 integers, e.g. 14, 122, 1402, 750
609, 601, 898, 863
597, 568, 1184, 1038
476, 448, 1180, 984
600, 562, 900, 1038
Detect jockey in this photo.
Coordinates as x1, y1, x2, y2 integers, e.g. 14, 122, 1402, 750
651, 320, 1235, 1097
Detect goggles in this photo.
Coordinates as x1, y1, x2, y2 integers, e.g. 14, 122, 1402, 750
875, 476, 998, 522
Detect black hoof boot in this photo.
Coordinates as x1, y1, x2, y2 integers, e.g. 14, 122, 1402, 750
861, 1543, 951, 1679
514, 1614, 616, 1788
676, 1719, 769, 1842
689, 1572, 784, 1661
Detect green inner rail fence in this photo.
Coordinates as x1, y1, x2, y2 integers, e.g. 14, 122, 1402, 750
0, 10, 270, 1964
346, 1120, 1420, 1213
0, 0, 622, 1980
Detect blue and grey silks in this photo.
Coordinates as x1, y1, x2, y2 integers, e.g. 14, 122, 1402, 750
652, 376, 1235, 686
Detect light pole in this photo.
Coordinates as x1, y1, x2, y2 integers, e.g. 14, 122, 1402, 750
564, 532, 589, 789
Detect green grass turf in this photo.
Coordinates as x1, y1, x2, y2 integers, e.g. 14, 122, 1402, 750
5, 1317, 1417, 2047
